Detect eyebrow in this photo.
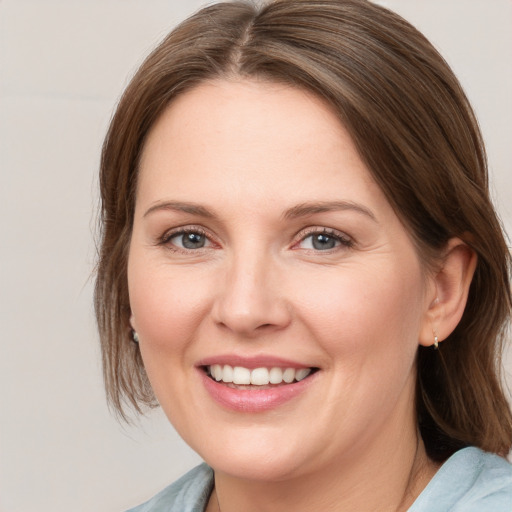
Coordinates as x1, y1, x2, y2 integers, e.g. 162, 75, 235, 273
283, 201, 378, 222
143, 201, 215, 219
143, 199, 377, 223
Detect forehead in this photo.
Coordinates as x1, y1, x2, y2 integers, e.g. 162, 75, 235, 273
137, 79, 383, 215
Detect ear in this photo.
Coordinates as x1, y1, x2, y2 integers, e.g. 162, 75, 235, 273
419, 238, 477, 347
129, 314, 137, 331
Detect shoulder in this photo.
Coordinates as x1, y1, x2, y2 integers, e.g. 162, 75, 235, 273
126, 463, 214, 512
410, 447, 512, 512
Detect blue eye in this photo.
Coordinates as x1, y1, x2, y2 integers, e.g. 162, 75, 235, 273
311, 233, 337, 250
167, 230, 209, 250
298, 230, 352, 251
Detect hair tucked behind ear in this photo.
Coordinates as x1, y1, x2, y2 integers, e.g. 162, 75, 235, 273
95, 0, 512, 458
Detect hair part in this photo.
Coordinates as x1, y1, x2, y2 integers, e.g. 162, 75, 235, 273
95, 0, 512, 458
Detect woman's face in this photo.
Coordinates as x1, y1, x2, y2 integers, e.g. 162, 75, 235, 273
128, 80, 436, 481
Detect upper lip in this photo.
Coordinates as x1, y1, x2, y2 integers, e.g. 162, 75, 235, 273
196, 354, 315, 370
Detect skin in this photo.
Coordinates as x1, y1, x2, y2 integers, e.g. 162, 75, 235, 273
128, 79, 476, 511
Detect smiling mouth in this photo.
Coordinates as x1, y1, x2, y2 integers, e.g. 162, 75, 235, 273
204, 365, 318, 389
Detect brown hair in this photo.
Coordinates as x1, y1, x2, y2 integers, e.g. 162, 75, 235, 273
95, 0, 512, 460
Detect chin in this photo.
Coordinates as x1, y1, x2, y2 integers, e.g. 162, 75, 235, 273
181, 421, 322, 482
204, 448, 309, 482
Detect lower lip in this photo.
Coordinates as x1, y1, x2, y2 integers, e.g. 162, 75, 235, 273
199, 370, 317, 412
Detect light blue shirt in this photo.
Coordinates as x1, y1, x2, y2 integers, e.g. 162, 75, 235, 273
127, 447, 512, 511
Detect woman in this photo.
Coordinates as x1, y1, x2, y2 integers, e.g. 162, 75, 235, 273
95, 0, 512, 510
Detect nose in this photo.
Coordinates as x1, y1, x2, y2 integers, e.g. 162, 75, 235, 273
211, 251, 291, 338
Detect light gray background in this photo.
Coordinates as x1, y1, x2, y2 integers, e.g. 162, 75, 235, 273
0, 1, 510, 511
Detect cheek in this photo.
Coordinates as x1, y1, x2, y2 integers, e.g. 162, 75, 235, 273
128, 258, 214, 358
127, 257, 215, 426
294, 260, 425, 360
293, 260, 426, 432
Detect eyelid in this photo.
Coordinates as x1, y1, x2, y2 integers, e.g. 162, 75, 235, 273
156, 224, 353, 252
292, 226, 354, 249
158, 225, 218, 250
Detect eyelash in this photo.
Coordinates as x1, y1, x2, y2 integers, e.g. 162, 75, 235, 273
295, 227, 354, 251
159, 226, 211, 250
158, 226, 354, 253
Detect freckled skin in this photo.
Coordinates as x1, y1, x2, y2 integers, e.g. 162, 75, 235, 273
128, 80, 439, 510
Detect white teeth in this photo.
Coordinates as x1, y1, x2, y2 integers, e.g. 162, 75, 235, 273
295, 368, 312, 381
282, 368, 295, 383
250, 368, 270, 385
222, 364, 233, 383
269, 367, 283, 384
207, 365, 313, 385
232, 366, 251, 385
212, 364, 222, 381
